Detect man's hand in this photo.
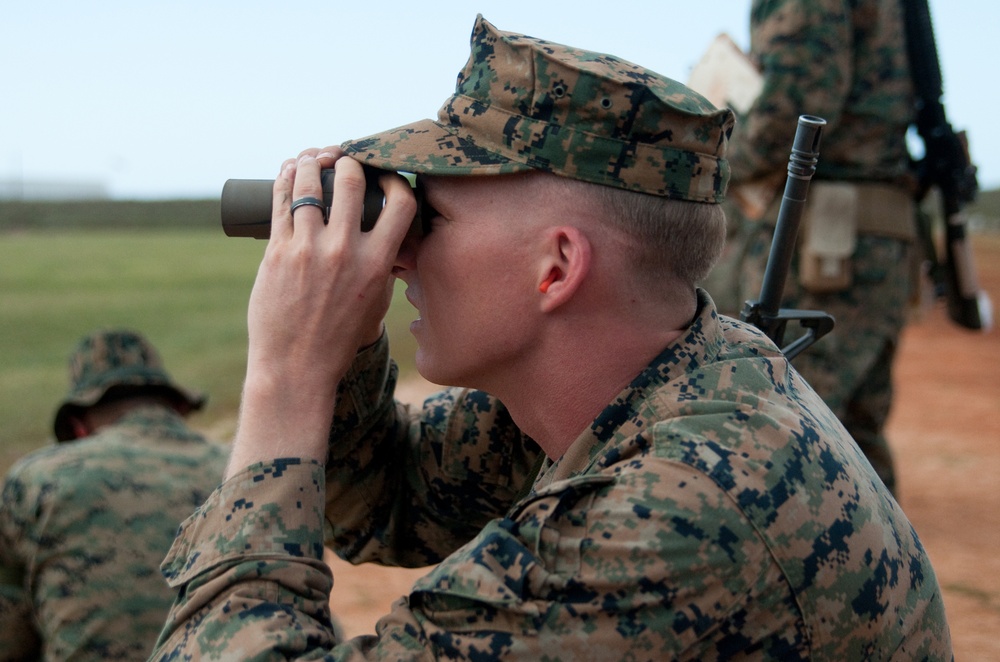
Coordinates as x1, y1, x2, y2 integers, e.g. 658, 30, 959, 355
226, 147, 415, 477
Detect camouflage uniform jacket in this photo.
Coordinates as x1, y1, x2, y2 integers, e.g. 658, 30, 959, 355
0, 406, 228, 661
728, 0, 913, 185
152, 291, 951, 660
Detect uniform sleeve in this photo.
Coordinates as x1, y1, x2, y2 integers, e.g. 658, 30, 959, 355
0, 468, 43, 660
323, 335, 543, 568
151, 459, 448, 661
151, 455, 786, 661
152, 459, 342, 660
728, 0, 853, 183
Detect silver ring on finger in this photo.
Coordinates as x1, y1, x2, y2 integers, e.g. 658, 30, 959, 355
290, 196, 327, 220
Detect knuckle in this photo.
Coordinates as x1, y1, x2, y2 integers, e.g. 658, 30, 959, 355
337, 170, 368, 199
386, 187, 418, 220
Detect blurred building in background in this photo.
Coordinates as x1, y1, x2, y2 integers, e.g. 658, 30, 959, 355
0, 179, 108, 200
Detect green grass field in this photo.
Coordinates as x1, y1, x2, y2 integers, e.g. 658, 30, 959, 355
2, 188, 998, 476
0, 227, 420, 475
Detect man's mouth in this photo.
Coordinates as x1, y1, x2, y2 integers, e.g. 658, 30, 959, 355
404, 289, 422, 323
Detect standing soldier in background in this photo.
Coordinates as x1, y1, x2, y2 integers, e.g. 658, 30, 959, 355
0, 329, 229, 660
708, 0, 917, 496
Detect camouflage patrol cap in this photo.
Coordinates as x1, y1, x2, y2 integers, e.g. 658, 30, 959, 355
342, 15, 734, 202
52, 329, 206, 441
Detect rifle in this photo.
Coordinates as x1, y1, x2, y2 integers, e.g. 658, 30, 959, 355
741, 115, 835, 360
903, 0, 993, 331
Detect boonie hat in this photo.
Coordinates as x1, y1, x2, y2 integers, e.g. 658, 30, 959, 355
342, 15, 735, 203
52, 329, 206, 441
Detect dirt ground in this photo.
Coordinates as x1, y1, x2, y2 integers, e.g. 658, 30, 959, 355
325, 234, 1000, 658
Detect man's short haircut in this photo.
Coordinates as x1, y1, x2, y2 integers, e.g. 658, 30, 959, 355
570, 178, 726, 286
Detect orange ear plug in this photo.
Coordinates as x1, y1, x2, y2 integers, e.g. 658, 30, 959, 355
539, 271, 559, 293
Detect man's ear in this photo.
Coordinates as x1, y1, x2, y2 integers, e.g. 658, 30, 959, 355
537, 226, 591, 312
172, 400, 193, 417
68, 415, 92, 440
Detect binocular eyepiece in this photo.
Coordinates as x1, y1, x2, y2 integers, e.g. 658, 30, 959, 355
221, 165, 428, 239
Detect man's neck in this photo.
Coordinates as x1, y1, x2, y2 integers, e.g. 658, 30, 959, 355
491, 323, 687, 460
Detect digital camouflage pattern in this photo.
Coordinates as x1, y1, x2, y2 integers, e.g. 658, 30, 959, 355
726, 0, 913, 184
0, 407, 229, 661
710, 0, 917, 494
739, 231, 912, 494
151, 291, 951, 660
342, 15, 735, 203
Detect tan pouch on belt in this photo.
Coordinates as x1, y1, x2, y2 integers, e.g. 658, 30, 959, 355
800, 181, 859, 293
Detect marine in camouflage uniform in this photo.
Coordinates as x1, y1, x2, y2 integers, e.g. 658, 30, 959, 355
0, 329, 229, 660
714, 0, 917, 495
151, 15, 951, 660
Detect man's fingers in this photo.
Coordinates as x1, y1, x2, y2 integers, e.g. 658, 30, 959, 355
316, 146, 346, 169
289, 155, 327, 235
371, 171, 419, 258
269, 159, 297, 242
325, 157, 369, 239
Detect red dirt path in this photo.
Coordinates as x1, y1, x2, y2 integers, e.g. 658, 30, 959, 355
326, 234, 1000, 658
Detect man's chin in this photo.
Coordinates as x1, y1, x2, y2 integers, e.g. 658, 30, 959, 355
414, 353, 468, 392
414, 352, 441, 385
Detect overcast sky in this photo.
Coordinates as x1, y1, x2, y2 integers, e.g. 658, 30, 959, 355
2, 1, 995, 200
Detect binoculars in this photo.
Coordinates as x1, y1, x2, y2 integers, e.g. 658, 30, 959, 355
221, 165, 429, 239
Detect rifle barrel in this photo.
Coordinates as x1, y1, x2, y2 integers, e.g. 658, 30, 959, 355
756, 115, 827, 321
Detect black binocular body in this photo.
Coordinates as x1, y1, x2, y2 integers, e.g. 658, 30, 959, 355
221, 166, 428, 239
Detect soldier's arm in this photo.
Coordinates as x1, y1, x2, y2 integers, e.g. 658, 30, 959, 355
0, 475, 43, 660
323, 332, 543, 567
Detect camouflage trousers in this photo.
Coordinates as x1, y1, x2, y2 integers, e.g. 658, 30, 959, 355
711, 220, 913, 496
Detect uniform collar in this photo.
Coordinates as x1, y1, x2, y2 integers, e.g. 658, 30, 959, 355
534, 289, 724, 488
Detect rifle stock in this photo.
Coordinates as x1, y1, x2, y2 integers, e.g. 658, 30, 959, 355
741, 115, 835, 360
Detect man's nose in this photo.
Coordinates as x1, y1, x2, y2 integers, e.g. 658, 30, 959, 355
393, 222, 421, 274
